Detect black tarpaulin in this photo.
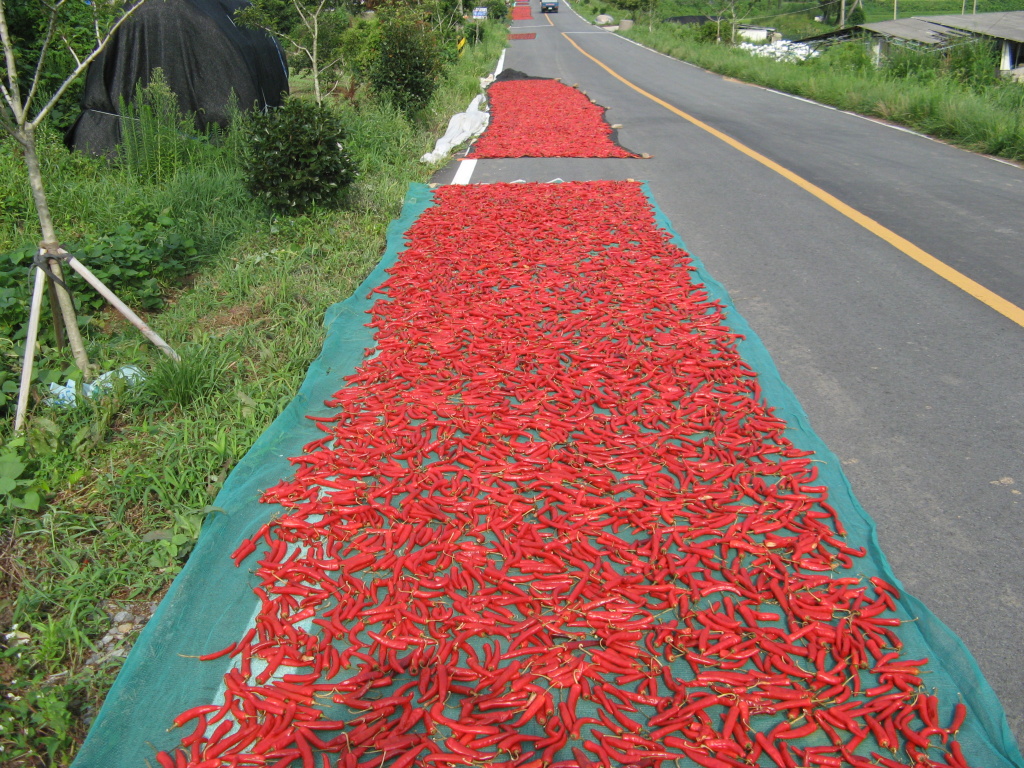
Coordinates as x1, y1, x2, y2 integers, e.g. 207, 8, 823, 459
66, 0, 288, 156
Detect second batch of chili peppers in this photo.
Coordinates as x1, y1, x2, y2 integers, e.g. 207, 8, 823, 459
470, 79, 639, 159
158, 182, 975, 768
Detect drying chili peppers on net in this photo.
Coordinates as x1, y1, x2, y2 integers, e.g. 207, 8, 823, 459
159, 182, 981, 768
511, 2, 533, 21
470, 79, 639, 159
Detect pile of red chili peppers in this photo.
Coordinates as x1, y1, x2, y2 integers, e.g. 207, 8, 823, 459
158, 182, 974, 768
511, 3, 533, 21
471, 80, 638, 159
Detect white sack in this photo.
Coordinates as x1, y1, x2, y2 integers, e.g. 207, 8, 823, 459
420, 94, 490, 164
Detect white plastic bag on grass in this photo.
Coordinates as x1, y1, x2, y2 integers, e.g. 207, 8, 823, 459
421, 95, 489, 164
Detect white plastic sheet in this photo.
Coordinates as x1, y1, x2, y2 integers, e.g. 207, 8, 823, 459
48, 366, 144, 406
420, 95, 490, 164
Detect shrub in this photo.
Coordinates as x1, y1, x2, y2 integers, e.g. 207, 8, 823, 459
485, 0, 509, 20
945, 37, 1000, 89
814, 40, 874, 73
684, 20, 734, 44
369, 11, 448, 114
242, 98, 357, 213
884, 44, 942, 82
339, 18, 384, 83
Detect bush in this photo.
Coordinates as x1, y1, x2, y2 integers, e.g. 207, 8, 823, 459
485, 0, 509, 20
814, 40, 874, 73
369, 11, 448, 114
242, 97, 357, 213
339, 18, 384, 83
684, 20, 734, 44
884, 44, 942, 82
945, 37, 1000, 89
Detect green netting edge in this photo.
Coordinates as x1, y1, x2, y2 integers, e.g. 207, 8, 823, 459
641, 181, 1023, 768
71, 185, 436, 768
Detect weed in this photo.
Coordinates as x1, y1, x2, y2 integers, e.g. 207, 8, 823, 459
118, 70, 202, 185
143, 506, 222, 573
141, 342, 232, 409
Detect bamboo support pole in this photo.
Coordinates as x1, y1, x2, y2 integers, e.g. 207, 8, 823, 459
42, 250, 91, 376
63, 255, 180, 362
45, 276, 66, 350
13, 266, 47, 432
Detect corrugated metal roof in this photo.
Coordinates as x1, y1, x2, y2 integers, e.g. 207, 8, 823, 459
917, 11, 1024, 43
796, 10, 1024, 46
860, 18, 959, 45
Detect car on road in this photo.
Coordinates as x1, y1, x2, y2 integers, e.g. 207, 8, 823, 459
541, 0, 559, 11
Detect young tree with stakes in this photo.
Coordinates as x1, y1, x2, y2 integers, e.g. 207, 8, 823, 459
1, 0, 179, 430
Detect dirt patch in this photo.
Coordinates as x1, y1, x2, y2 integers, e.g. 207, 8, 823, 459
205, 301, 263, 331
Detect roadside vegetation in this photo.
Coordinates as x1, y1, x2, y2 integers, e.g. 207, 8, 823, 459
567, 0, 1024, 161
0, 0, 506, 762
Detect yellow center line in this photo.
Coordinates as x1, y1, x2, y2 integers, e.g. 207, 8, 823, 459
561, 32, 1024, 329
546, 14, 554, 26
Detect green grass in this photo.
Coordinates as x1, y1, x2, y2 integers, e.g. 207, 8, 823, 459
0, 20, 505, 766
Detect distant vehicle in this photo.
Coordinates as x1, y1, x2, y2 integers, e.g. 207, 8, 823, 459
541, 0, 559, 12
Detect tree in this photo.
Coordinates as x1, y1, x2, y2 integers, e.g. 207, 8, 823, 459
699, 0, 766, 42
1, 0, 152, 375
369, 5, 447, 114
236, 0, 348, 105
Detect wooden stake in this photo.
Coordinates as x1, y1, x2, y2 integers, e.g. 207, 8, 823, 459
63, 254, 180, 362
14, 266, 47, 432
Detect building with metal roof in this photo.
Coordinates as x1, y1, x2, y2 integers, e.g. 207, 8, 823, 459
798, 11, 1024, 76
859, 18, 969, 46
918, 11, 1024, 44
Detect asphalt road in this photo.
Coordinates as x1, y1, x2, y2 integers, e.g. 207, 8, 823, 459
434, 3, 1024, 744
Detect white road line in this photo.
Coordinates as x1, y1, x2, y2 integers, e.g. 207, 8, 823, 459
452, 159, 478, 185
